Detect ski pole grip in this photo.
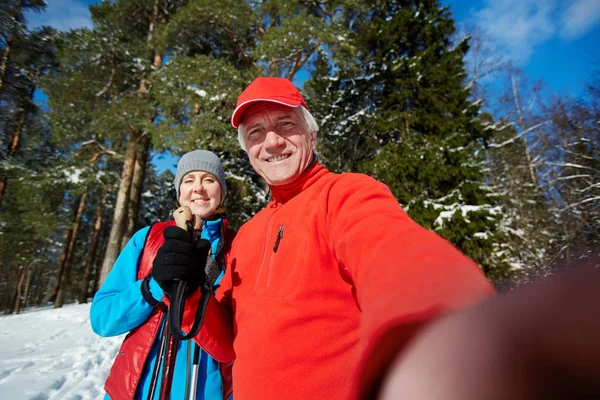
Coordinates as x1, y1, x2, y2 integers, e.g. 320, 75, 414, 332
173, 206, 201, 239
173, 205, 193, 230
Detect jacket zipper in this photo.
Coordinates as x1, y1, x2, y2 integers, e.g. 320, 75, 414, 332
267, 225, 284, 288
273, 225, 284, 253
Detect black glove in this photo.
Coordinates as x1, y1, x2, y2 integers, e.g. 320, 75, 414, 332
152, 226, 211, 298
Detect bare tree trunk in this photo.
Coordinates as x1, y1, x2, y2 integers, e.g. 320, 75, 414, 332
12, 264, 29, 314
78, 190, 105, 303
99, 131, 140, 286
23, 265, 34, 309
0, 179, 6, 201
55, 192, 88, 308
0, 38, 12, 97
93, 220, 111, 294
0, 87, 32, 203
511, 74, 539, 187
8, 106, 27, 156
121, 134, 150, 249
45, 228, 73, 303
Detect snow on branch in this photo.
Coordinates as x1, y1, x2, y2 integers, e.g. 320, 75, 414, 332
548, 162, 600, 174
488, 121, 550, 148
561, 196, 600, 210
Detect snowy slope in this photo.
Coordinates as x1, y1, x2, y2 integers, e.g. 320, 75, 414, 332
0, 303, 124, 400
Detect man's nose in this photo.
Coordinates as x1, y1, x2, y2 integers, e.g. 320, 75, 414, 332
264, 129, 284, 149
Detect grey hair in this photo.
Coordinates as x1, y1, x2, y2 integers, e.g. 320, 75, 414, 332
237, 106, 319, 151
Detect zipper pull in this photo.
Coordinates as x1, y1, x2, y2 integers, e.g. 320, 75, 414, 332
273, 225, 284, 253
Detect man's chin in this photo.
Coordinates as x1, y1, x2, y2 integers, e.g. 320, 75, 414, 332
264, 174, 296, 186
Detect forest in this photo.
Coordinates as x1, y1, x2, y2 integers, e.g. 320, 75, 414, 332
1, 0, 598, 314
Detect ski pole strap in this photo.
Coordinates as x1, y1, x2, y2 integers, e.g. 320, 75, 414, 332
168, 280, 214, 340
141, 274, 160, 306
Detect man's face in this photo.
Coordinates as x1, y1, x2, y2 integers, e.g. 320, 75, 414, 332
241, 102, 316, 186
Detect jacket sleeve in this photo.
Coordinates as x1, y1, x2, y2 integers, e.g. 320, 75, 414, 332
323, 174, 496, 398
90, 226, 163, 337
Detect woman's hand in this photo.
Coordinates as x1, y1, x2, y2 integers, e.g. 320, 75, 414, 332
152, 226, 210, 297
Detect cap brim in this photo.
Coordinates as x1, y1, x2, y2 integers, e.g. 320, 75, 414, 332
230, 98, 304, 128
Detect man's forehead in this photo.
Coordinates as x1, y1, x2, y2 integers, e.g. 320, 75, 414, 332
242, 102, 299, 124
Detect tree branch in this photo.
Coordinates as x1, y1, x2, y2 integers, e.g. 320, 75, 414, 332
80, 140, 121, 163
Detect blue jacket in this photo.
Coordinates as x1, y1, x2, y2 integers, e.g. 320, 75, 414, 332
90, 219, 227, 400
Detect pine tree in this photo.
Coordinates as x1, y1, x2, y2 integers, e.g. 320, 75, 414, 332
308, 0, 510, 279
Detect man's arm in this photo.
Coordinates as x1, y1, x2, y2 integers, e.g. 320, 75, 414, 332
323, 174, 495, 397
379, 264, 600, 399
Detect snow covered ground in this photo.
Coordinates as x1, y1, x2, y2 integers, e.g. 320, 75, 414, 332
0, 303, 124, 400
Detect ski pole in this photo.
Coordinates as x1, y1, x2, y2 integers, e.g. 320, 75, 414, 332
188, 342, 201, 400
147, 311, 168, 400
155, 206, 201, 400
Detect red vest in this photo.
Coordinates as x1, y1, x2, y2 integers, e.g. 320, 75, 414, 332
104, 221, 233, 400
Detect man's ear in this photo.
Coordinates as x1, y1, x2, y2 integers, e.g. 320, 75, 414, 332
311, 130, 317, 145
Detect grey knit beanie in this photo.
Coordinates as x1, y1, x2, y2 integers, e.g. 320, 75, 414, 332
174, 150, 227, 201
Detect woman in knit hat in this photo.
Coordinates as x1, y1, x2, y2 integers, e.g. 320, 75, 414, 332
91, 150, 235, 400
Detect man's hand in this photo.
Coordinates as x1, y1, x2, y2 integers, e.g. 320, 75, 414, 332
152, 226, 211, 297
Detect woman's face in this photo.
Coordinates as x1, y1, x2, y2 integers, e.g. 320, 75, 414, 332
178, 171, 222, 219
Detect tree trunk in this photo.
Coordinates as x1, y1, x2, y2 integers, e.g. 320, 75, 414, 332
55, 192, 88, 308
0, 87, 32, 203
93, 220, 111, 294
23, 265, 34, 309
12, 264, 29, 314
8, 106, 27, 156
98, 131, 140, 286
121, 134, 150, 249
0, 179, 6, 202
44, 228, 73, 303
78, 190, 105, 303
0, 38, 12, 97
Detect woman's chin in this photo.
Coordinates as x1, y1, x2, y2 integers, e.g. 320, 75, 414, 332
190, 205, 216, 219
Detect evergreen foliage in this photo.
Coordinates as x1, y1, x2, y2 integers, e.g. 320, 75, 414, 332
308, 0, 510, 278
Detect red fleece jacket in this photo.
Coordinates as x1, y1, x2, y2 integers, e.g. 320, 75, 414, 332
200, 162, 494, 399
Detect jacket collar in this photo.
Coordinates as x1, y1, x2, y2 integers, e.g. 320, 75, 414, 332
270, 157, 327, 204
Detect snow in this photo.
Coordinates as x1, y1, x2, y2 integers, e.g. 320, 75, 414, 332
434, 203, 502, 227
0, 303, 124, 400
65, 168, 84, 184
187, 85, 207, 98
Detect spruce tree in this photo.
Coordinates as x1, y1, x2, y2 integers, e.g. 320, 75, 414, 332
308, 0, 510, 279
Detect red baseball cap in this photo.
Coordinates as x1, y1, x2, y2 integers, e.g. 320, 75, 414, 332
231, 77, 308, 128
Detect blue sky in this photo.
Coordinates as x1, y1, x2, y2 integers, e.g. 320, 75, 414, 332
25, 0, 600, 172
441, 0, 600, 97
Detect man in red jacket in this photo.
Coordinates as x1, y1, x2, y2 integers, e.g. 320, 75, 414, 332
174, 76, 495, 399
